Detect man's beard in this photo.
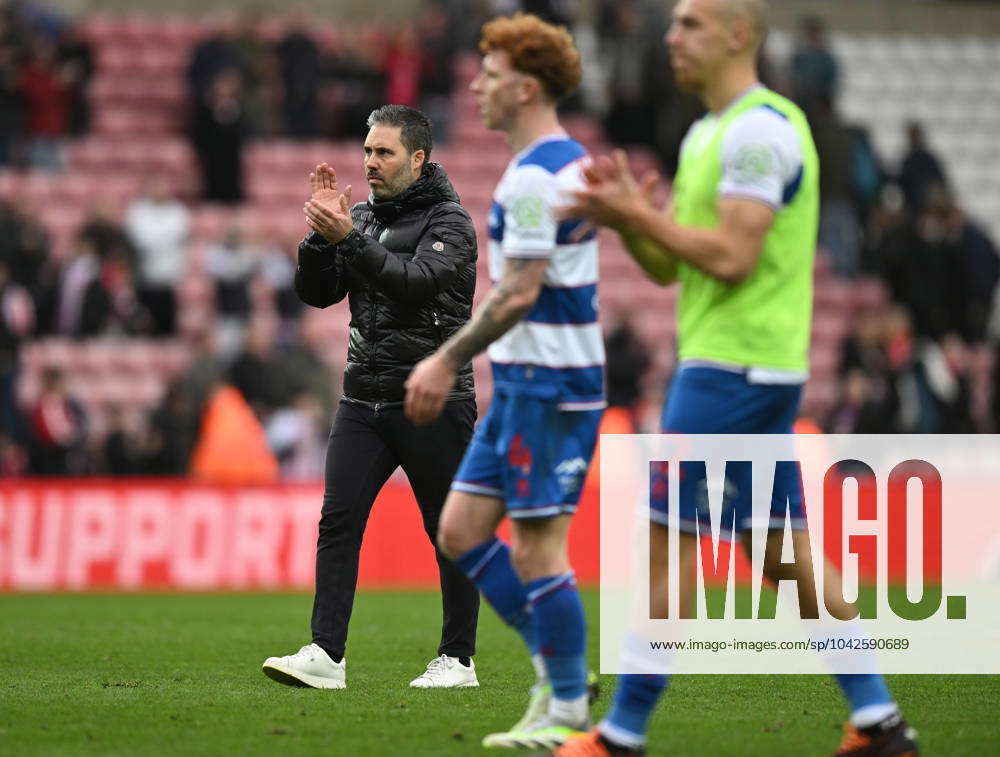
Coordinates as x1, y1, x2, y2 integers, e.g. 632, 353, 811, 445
370, 167, 414, 198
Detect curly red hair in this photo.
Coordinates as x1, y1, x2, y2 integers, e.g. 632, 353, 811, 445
479, 13, 582, 102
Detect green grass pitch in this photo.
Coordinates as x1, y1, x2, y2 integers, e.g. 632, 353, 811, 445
1, 591, 996, 756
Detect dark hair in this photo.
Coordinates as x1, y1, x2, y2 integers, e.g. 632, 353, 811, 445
366, 104, 433, 160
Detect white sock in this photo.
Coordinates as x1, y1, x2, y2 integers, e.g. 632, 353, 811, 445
851, 703, 900, 729
548, 693, 588, 726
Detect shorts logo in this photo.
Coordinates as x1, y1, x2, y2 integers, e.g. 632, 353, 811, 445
555, 456, 588, 495
508, 434, 533, 474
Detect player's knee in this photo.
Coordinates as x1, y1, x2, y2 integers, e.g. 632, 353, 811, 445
437, 521, 468, 560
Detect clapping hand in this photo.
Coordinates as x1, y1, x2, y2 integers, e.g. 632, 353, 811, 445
305, 162, 354, 244
309, 163, 340, 202
557, 150, 661, 239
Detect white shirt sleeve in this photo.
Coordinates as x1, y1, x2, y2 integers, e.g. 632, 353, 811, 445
719, 107, 803, 209
501, 165, 562, 258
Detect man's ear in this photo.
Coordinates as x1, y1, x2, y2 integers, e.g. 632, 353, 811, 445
728, 18, 754, 54
412, 149, 426, 172
518, 74, 542, 106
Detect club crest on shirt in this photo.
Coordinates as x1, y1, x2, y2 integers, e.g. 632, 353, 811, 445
510, 195, 544, 229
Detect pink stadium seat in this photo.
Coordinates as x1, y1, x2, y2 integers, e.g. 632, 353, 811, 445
135, 47, 187, 76
813, 279, 852, 310
851, 278, 890, 311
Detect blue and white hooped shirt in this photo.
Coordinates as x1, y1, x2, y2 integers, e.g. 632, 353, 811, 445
487, 134, 605, 411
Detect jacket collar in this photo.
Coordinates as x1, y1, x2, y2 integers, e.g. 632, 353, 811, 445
367, 162, 459, 225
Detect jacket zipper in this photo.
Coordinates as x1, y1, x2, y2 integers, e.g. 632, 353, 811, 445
432, 310, 444, 345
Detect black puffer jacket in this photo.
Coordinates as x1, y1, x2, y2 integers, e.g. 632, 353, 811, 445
294, 162, 477, 407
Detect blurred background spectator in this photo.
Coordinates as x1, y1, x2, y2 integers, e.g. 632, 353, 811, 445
789, 15, 839, 121
124, 174, 190, 336
192, 67, 246, 202
27, 365, 88, 474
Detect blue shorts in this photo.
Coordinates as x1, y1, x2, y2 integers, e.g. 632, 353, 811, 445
452, 393, 602, 519
651, 365, 804, 534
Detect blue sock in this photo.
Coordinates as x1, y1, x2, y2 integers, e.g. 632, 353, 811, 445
834, 674, 893, 713
602, 674, 669, 744
455, 539, 537, 654
526, 572, 587, 699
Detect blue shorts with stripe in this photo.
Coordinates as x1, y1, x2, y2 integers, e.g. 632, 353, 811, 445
452, 393, 602, 519
651, 365, 805, 534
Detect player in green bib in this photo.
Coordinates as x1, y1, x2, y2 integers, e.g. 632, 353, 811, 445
553, 1, 918, 756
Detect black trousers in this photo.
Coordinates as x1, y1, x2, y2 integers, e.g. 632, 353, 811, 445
311, 398, 480, 660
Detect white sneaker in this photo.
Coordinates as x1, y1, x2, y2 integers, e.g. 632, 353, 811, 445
261, 643, 346, 689
409, 655, 479, 688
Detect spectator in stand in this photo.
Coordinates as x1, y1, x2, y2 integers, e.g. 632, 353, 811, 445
934, 332, 976, 433
77, 200, 136, 265
170, 329, 229, 469
275, 9, 320, 138
186, 11, 240, 106
871, 305, 975, 434
604, 314, 650, 415
383, 25, 424, 108
898, 122, 948, 217
322, 26, 385, 139
936, 194, 1000, 344
266, 391, 328, 479
18, 34, 69, 171
864, 183, 908, 278
257, 235, 302, 335
27, 365, 88, 475
827, 370, 890, 434
145, 381, 189, 474
227, 318, 291, 421
124, 175, 191, 336
600, 0, 661, 148
0, 259, 33, 442
55, 238, 151, 338
192, 68, 246, 203
56, 22, 92, 136
281, 314, 337, 419
204, 224, 257, 351
847, 124, 884, 230
884, 185, 999, 342
230, 8, 270, 136
811, 97, 860, 277
788, 15, 838, 121
0, 198, 55, 333
832, 311, 893, 433
54, 238, 102, 336
99, 252, 154, 336
102, 405, 145, 475
418, 2, 458, 144
0, 36, 23, 166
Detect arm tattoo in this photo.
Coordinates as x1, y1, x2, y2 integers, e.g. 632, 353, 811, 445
441, 258, 539, 368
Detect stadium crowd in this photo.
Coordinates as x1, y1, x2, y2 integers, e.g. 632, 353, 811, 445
1, 0, 999, 479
